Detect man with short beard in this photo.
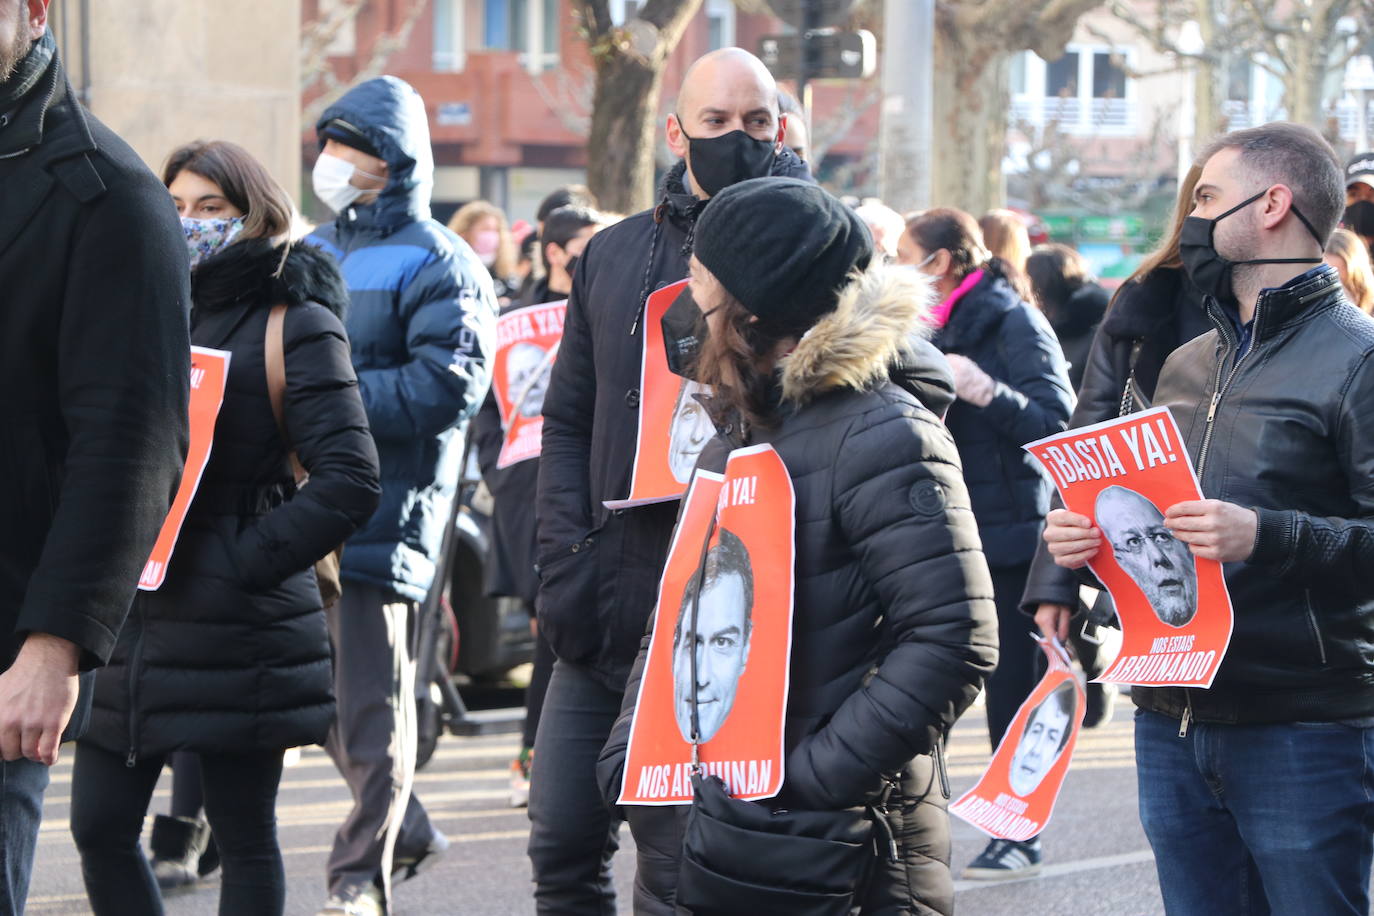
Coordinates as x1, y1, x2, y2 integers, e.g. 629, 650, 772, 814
533, 47, 810, 914
0, 1, 191, 910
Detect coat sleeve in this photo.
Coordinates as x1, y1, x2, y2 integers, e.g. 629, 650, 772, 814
353, 252, 497, 441
1247, 352, 1374, 592
975, 305, 1074, 449
783, 406, 1000, 810
13, 179, 191, 670
472, 389, 505, 479
535, 252, 598, 559
234, 305, 382, 590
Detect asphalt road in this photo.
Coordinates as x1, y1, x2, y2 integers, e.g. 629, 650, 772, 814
26, 696, 1167, 915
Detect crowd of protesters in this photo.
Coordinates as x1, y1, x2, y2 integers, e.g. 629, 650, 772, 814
2, 3, 1373, 915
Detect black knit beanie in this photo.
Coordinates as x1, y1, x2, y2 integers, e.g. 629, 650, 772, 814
318, 117, 383, 160
693, 177, 874, 333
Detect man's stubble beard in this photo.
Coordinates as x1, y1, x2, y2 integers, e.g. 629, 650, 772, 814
0, 5, 32, 86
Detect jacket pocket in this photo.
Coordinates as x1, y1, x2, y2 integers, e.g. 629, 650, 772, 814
534, 531, 602, 666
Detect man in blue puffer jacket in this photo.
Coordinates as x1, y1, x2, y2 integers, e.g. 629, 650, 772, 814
306, 76, 497, 916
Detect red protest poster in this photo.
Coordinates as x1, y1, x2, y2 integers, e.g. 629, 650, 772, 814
606, 279, 715, 510
951, 639, 1085, 841
492, 299, 566, 469
1024, 406, 1234, 688
618, 445, 796, 805
139, 347, 231, 591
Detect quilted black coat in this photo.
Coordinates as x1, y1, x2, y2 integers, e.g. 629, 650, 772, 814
84, 240, 381, 759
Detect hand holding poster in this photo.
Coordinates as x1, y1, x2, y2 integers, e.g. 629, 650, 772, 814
950, 639, 1085, 842
1024, 407, 1233, 688
492, 299, 566, 469
139, 347, 231, 591
618, 445, 795, 805
606, 279, 714, 510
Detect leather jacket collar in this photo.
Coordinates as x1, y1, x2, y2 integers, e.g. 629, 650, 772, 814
1203, 264, 1344, 349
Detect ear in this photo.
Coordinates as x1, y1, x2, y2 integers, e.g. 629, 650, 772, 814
666, 113, 689, 160
933, 248, 954, 277
544, 241, 565, 273
28, 0, 49, 38
1259, 184, 1294, 231
775, 113, 787, 153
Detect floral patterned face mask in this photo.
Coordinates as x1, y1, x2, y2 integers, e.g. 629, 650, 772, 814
182, 215, 245, 269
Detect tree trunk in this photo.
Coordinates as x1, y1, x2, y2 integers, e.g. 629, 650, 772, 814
585, 54, 664, 214
931, 36, 1009, 214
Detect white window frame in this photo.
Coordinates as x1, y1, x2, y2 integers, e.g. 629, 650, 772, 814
432, 0, 467, 73
1012, 44, 1138, 138
706, 0, 736, 50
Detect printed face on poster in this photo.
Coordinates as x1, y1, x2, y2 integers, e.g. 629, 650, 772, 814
492, 300, 566, 469
618, 445, 795, 806
605, 279, 714, 510
1024, 406, 1233, 688
951, 639, 1085, 842
139, 346, 231, 591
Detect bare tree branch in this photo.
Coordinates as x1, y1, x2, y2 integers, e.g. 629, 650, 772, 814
302, 0, 432, 125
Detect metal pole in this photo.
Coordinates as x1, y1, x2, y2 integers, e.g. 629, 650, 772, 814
799, 0, 817, 142
878, 0, 933, 212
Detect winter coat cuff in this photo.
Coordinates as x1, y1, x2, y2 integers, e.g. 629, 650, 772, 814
1247, 506, 1293, 569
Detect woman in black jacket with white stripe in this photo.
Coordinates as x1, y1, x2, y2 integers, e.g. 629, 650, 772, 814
69, 141, 381, 916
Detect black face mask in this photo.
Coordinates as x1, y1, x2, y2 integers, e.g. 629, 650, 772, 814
562, 254, 579, 280
1179, 189, 1323, 306
682, 128, 777, 197
662, 285, 708, 380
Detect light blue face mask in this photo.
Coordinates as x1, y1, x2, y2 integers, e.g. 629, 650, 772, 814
181, 215, 245, 269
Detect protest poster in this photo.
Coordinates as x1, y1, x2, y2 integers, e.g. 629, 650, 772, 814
1024, 406, 1233, 688
950, 639, 1085, 842
491, 299, 566, 469
605, 279, 714, 510
139, 347, 231, 591
618, 445, 795, 805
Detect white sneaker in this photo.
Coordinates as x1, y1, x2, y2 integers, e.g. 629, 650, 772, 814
316, 886, 384, 916
391, 827, 450, 883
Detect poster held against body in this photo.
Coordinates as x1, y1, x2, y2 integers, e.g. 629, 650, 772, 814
951, 639, 1085, 841
492, 299, 566, 469
618, 445, 796, 805
139, 347, 231, 591
605, 279, 714, 510
1024, 406, 1233, 688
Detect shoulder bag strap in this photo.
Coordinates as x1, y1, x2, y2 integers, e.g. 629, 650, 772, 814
264, 304, 308, 485
1118, 338, 1148, 417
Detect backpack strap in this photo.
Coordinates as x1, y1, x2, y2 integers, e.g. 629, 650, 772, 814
264, 304, 308, 485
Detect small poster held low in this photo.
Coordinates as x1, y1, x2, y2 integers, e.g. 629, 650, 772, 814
605, 279, 714, 510
491, 299, 566, 469
617, 444, 796, 806
1024, 406, 1234, 688
951, 639, 1085, 842
139, 346, 231, 591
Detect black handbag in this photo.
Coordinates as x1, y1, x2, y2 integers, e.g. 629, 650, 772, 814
674, 516, 879, 915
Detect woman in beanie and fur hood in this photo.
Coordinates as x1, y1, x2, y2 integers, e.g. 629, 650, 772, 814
598, 178, 999, 914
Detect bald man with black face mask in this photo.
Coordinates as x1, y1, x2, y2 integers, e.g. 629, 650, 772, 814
529, 47, 810, 915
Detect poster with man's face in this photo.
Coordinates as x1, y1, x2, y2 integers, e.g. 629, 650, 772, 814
951, 639, 1085, 842
1024, 406, 1233, 688
606, 279, 716, 510
618, 445, 795, 806
492, 300, 566, 469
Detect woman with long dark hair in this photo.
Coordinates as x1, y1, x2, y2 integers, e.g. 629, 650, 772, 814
898, 207, 1074, 879
599, 178, 998, 914
68, 140, 381, 916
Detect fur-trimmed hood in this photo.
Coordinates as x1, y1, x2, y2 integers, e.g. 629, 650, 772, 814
192, 238, 350, 319
779, 265, 938, 404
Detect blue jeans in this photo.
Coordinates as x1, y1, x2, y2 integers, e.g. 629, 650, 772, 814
0, 758, 50, 916
1135, 708, 1374, 916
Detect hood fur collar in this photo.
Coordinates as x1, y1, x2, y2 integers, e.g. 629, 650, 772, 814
192, 238, 350, 319
779, 265, 936, 404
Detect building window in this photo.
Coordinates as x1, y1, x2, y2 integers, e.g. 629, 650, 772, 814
1011, 45, 1137, 137
433, 0, 466, 71
609, 0, 642, 26
478, 0, 560, 68
707, 0, 735, 50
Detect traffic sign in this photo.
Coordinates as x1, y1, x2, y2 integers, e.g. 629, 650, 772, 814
758, 29, 876, 81
767, 0, 862, 29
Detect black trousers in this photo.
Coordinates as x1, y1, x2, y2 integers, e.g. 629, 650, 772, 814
984, 562, 1045, 749
523, 624, 557, 750
70, 743, 285, 916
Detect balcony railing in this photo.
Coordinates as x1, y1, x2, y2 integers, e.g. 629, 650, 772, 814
1011, 96, 1137, 136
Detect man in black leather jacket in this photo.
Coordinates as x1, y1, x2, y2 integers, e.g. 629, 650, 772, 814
1045, 123, 1374, 916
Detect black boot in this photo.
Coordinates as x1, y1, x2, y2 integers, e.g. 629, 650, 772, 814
148, 814, 211, 890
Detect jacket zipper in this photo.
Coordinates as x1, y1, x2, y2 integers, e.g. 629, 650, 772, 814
1196, 294, 1265, 479
1303, 589, 1328, 666
125, 601, 145, 767
1178, 693, 1193, 737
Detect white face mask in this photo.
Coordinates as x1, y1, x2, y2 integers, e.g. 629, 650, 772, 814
313, 152, 370, 214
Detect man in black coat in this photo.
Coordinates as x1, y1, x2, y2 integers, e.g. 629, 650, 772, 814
0, 5, 190, 910
531, 47, 811, 913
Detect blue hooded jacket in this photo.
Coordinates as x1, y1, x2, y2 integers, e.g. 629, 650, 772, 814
307, 76, 497, 601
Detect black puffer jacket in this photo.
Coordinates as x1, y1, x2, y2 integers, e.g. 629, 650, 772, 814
537, 154, 811, 690
86, 241, 382, 759
1138, 265, 1374, 724
931, 267, 1073, 567
1020, 268, 1209, 614
1047, 282, 1110, 390
598, 268, 998, 907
